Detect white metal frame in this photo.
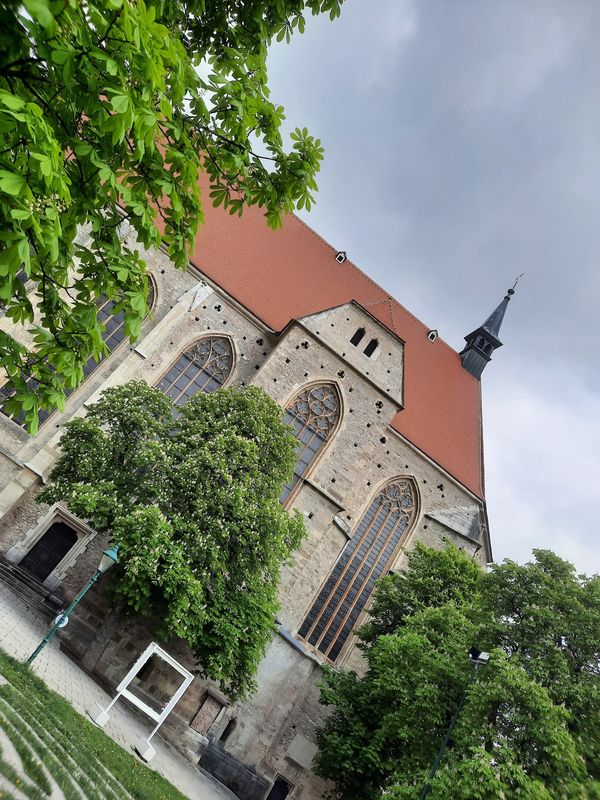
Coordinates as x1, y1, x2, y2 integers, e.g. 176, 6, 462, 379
88, 641, 194, 761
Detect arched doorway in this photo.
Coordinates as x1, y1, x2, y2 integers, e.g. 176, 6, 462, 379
18, 522, 78, 582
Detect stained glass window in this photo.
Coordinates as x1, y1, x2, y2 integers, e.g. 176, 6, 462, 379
1, 286, 154, 428
157, 336, 233, 405
298, 479, 416, 662
280, 383, 341, 503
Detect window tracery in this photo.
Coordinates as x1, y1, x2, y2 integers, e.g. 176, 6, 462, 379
280, 383, 340, 503
157, 336, 234, 405
298, 478, 416, 662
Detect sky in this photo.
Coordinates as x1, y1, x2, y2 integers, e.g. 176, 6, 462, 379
267, 0, 600, 574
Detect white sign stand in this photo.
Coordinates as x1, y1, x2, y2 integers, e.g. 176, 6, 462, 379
88, 642, 194, 761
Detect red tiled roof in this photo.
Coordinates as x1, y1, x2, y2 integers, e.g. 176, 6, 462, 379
188, 196, 484, 500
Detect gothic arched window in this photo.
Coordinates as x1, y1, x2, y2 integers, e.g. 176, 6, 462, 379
280, 383, 341, 503
298, 478, 417, 662
157, 336, 233, 406
1, 284, 155, 428
80, 291, 145, 378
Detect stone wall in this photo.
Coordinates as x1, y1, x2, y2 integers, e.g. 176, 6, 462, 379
0, 242, 489, 800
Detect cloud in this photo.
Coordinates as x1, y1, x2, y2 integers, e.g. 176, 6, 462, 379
356, 1, 418, 92
267, 1, 600, 574
421, 4, 585, 114
484, 361, 600, 574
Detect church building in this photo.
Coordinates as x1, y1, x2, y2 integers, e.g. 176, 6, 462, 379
0, 195, 513, 799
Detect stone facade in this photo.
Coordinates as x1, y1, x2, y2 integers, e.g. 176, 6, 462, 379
0, 231, 490, 800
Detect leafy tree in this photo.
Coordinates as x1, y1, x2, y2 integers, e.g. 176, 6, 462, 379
315, 544, 600, 799
479, 550, 600, 785
359, 543, 483, 644
38, 381, 305, 699
0, 0, 343, 430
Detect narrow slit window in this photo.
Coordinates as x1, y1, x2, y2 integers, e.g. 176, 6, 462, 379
280, 383, 340, 503
364, 338, 379, 357
350, 327, 365, 346
220, 718, 237, 743
298, 479, 416, 662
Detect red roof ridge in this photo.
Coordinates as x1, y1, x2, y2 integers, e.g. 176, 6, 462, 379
360, 297, 400, 335
387, 298, 399, 340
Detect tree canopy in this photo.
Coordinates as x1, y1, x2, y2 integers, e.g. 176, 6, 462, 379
0, 0, 343, 430
38, 381, 306, 699
315, 544, 600, 800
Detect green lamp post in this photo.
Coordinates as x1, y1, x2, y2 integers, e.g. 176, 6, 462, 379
27, 545, 119, 665
418, 647, 490, 800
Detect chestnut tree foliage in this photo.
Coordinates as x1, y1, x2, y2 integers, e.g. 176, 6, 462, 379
38, 381, 305, 699
315, 545, 600, 800
0, 0, 343, 430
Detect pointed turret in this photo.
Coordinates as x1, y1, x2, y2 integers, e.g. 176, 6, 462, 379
460, 278, 520, 379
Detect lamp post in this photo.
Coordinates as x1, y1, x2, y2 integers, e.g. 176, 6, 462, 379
418, 647, 490, 800
27, 545, 118, 665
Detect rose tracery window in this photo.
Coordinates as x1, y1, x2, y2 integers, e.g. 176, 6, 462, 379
280, 383, 340, 503
298, 479, 416, 662
157, 336, 233, 405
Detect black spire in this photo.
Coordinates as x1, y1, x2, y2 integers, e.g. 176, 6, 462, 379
460, 276, 521, 379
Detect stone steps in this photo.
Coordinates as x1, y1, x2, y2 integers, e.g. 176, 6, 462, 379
0, 557, 63, 622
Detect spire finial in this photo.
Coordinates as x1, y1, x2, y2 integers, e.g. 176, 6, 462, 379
460, 280, 519, 379
507, 273, 524, 298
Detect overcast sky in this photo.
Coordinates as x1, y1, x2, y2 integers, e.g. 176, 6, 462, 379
267, 0, 600, 574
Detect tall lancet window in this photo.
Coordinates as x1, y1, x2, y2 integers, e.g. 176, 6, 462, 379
157, 336, 233, 406
299, 479, 417, 662
1, 285, 155, 428
280, 383, 341, 503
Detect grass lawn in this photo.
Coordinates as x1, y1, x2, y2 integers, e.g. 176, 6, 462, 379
0, 650, 189, 800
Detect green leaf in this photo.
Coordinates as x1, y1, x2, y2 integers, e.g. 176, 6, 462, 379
31, 153, 52, 177
0, 170, 26, 196
25, 102, 43, 118
0, 244, 21, 275
159, 97, 172, 119
51, 48, 71, 65
0, 90, 25, 111
73, 141, 92, 157
23, 0, 53, 28
111, 95, 130, 114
